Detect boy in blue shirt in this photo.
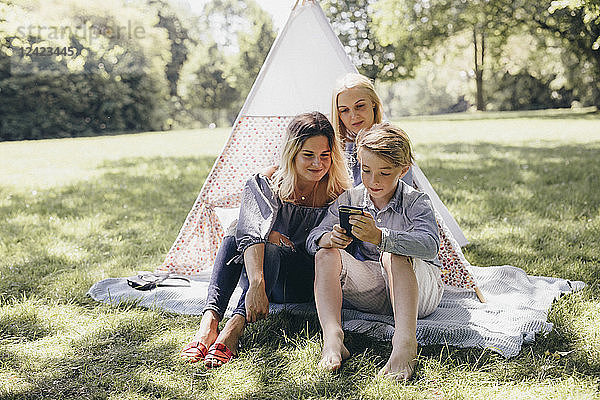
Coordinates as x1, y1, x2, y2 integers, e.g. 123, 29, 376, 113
307, 123, 443, 380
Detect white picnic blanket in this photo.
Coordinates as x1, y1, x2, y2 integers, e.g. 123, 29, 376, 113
87, 264, 584, 358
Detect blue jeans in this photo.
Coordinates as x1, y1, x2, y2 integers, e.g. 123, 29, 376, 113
203, 236, 315, 319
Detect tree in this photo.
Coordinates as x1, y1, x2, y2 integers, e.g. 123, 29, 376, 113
518, 0, 600, 104
321, 0, 420, 80
373, 0, 517, 110
149, 0, 196, 98
178, 42, 239, 125
178, 0, 276, 125
0, 0, 172, 140
228, 0, 276, 119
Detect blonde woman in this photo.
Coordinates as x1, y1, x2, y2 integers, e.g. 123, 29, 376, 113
332, 73, 413, 186
181, 112, 351, 368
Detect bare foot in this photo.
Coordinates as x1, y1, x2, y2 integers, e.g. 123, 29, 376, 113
181, 310, 220, 362
377, 338, 417, 381
318, 329, 350, 372
213, 314, 245, 354
192, 310, 220, 347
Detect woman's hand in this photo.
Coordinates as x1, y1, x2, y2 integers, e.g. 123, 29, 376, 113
318, 224, 353, 249
242, 243, 269, 323
349, 212, 382, 245
267, 230, 295, 251
246, 283, 269, 323
261, 165, 278, 179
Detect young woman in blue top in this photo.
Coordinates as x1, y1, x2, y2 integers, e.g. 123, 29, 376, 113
181, 112, 351, 367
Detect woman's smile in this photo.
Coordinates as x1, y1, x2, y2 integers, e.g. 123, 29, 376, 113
294, 135, 332, 184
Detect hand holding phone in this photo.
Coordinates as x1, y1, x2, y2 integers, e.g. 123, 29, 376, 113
338, 205, 364, 239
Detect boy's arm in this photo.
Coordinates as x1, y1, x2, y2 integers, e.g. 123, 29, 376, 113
378, 193, 440, 260
306, 192, 348, 255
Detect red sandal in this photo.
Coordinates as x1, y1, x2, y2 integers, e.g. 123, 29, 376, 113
205, 343, 236, 368
180, 341, 209, 363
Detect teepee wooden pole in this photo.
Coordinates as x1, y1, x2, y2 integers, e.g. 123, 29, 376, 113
294, 0, 316, 9
474, 286, 486, 303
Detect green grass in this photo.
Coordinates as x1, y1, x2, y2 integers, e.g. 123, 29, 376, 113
1, 111, 599, 399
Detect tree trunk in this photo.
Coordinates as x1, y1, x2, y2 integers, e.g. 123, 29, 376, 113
473, 27, 486, 111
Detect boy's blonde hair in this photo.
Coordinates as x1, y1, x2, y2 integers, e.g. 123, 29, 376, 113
272, 112, 351, 203
331, 73, 383, 142
355, 122, 414, 168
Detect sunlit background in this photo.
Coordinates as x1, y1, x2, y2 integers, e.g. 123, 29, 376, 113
1, 0, 599, 141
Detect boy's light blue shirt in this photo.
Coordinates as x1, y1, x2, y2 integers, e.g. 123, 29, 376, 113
306, 181, 441, 265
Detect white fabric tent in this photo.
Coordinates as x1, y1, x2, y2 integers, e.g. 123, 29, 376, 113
158, 0, 480, 298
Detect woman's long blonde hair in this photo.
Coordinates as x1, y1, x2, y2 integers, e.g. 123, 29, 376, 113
272, 112, 351, 203
331, 73, 384, 142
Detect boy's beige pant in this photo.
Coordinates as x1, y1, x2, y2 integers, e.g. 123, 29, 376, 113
338, 249, 444, 319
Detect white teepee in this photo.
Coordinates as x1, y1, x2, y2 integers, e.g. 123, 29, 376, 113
158, 0, 481, 299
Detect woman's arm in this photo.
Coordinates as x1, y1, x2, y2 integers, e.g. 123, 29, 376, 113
235, 174, 279, 256
243, 243, 269, 323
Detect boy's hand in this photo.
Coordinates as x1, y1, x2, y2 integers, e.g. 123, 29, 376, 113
319, 224, 353, 249
349, 212, 382, 246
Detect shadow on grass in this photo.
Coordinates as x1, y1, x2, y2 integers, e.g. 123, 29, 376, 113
0, 309, 54, 342
418, 141, 600, 283
0, 314, 191, 400
0, 155, 215, 302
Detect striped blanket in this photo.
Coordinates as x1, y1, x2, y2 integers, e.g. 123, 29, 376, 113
87, 264, 584, 358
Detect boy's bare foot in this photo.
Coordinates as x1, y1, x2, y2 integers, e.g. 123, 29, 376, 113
377, 338, 417, 381
318, 329, 351, 371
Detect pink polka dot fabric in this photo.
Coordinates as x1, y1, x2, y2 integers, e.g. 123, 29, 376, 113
433, 209, 477, 289
157, 116, 293, 275
158, 115, 478, 291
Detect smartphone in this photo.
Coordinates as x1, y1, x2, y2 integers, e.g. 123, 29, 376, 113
338, 205, 364, 239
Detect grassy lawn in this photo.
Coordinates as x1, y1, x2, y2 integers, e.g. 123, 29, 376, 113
1, 110, 599, 399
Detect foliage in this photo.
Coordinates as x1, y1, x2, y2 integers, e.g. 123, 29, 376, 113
178, 42, 239, 126
375, 33, 474, 117
518, 0, 600, 105
177, 0, 276, 126
0, 0, 173, 141
230, 1, 277, 118
372, 0, 518, 110
150, 0, 195, 98
0, 0, 276, 140
371, 0, 600, 109
487, 71, 573, 111
321, 0, 420, 80
0, 71, 168, 141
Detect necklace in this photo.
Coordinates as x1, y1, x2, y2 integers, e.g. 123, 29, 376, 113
295, 181, 318, 205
